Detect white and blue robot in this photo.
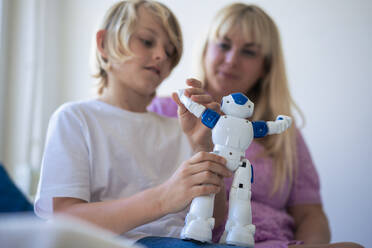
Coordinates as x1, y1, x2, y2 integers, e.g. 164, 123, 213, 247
178, 90, 292, 247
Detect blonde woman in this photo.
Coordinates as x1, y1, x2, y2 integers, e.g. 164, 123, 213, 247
149, 3, 363, 248
35, 1, 237, 247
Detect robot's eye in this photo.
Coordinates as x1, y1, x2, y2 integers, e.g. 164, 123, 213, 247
227, 101, 230, 103
248, 105, 251, 108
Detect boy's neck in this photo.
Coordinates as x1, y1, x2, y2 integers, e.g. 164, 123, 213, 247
99, 84, 154, 113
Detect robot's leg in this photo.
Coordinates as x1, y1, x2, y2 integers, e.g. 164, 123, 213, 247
180, 194, 215, 242
220, 159, 255, 247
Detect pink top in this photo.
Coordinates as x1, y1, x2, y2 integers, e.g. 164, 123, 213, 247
148, 97, 322, 248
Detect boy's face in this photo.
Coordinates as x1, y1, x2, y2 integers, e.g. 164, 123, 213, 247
109, 6, 175, 98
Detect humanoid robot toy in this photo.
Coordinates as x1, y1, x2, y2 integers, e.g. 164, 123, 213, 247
178, 90, 292, 248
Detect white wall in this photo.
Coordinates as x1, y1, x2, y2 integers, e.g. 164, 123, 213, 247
2, 0, 371, 246
0, 0, 8, 161
2, 0, 41, 191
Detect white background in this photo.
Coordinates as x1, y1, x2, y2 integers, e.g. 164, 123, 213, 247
1, 0, 371, 246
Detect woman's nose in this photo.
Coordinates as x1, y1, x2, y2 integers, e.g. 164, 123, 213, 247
225, 50, 238, 66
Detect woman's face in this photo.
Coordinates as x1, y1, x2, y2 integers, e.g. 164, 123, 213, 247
204, 28, 265, 100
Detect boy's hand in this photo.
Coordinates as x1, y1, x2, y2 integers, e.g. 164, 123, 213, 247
172, 78, 220, 153
158, 152, 232, 214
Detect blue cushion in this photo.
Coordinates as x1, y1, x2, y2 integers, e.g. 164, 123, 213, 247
0, 163, 33, 212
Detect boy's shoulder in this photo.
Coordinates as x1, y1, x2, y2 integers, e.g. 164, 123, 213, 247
57, 99, 97, 112
51, 99, 100, 122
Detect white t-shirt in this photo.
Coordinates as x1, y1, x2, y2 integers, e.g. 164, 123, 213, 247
35, 99, 192, 241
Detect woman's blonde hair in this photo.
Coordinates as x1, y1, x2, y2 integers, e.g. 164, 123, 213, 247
93, 0, 183, 95
197, 3, 303, 195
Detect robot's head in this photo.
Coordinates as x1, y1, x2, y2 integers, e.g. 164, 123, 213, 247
220, 93, 254, 118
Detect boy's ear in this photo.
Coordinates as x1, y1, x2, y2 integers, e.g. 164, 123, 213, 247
96, 30, 108, 59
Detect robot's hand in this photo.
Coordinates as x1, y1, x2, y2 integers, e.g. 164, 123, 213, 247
276, 115, 292, 126
177, 89, 206, 118
267, 115, 292, 135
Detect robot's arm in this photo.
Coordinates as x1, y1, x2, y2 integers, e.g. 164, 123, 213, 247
252, 115, 292, 138
177, 89, 220, 129
267, 115, 292, 135
178, 89, 206, 117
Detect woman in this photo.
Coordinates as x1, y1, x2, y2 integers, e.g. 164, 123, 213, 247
149, 3, 362, 248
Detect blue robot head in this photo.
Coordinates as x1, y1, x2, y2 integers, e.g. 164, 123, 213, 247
220, 93, 254, 118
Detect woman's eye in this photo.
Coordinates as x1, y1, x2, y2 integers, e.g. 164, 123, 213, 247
242, 49, 257, 57
218, 43, 230, 51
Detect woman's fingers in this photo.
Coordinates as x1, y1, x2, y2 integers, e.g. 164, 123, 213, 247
186, 78, 203, 88
184, 87, 205, 96
189, 94, 214, 104
171, 92, 182, 106
206, 102, 222, 114
183, 85, 214, 104
172, 92, 188, 116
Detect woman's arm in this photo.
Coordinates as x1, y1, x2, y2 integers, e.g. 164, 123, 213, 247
287, 203, 331, 244
288, 205, 363, 248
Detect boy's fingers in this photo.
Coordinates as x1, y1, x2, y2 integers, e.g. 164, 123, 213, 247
189, 171, 222, 186
192, 185, 220, 197
189, 151, 226, 166
188, 161, 232, 178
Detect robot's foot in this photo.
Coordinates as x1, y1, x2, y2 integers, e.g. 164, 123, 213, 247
180, 219, 213, 243
225, 225, 255, 247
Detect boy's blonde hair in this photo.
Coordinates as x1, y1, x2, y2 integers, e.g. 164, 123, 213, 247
93, 0, 183, 95
197, 3, 303, 195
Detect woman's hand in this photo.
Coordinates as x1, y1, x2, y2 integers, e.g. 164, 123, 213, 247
288, 203, 331, 244
172, 78, 221, 153
158, 151, 231, 214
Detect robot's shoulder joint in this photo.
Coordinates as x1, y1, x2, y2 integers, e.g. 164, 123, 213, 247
252, 121, 268, 138
201, 109, 220, 129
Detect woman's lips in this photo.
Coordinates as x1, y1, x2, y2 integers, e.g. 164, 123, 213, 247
218, 71, 238, 80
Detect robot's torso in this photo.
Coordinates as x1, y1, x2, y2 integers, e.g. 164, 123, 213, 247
212, 115, 254, 171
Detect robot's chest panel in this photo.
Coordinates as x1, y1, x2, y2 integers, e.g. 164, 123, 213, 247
212, 115, 253, 150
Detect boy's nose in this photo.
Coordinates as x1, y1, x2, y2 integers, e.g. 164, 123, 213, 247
154, 46, 167, 61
